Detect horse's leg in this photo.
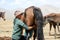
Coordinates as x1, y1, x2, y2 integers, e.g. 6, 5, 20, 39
28, 30, 33, 40
33, 29, 37, 40
57, 23, 60, 32
49, 22, 52, 35
53, 24, 56, 39
24, 30, 29, 40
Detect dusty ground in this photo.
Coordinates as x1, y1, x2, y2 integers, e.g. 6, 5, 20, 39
0, 20, 60, 40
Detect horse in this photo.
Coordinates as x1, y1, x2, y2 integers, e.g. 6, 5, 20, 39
24, 6, 37, 40
16, 6, 44, 40
0, 12, 6, 21
43, 13, 60, 38
24, 6, 44, 40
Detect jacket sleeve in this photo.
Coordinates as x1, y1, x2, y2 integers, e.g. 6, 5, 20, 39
17, 19, 28, 30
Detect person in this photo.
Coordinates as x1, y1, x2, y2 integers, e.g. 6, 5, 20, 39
12, 11, 32, 40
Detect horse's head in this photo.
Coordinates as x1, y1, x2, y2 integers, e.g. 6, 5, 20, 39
43, 14, 56, 26
43, 13, 56, 26
43, 16, 49, 26
3, 12, 6, 21
0, 12, 6, 21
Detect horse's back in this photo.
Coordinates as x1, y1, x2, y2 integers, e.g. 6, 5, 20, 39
25, 7, 35, 26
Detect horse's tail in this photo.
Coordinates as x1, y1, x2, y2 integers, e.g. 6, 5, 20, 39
33, 7, 44, 40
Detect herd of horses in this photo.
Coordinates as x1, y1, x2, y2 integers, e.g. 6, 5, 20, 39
0, 6, 60, 40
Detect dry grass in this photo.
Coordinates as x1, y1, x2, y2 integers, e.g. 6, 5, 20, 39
0, 20, 60, 40
0, 20, 13, 37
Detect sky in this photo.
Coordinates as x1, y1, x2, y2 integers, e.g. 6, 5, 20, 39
0, 0, 60, 20
0, 0, 60, 10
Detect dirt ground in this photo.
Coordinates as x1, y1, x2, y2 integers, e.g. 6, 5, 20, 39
0, 20, 60, 40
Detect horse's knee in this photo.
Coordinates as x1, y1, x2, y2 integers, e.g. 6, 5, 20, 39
33, 34, 36, 40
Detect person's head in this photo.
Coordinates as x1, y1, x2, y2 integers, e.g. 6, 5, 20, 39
14, 11, 25, 21
14, 11, 21, 16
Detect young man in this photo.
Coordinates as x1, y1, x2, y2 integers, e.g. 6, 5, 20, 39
12, 11, 32, 40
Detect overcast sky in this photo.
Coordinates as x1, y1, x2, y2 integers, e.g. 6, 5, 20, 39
0, 0, 60, 20
0, 0, 60, 9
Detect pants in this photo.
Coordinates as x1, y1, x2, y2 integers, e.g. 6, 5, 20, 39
12, 35, 26, 40
25, 30, 33, 39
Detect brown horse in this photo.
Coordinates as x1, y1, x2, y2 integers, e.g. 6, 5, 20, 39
24, 6, 37, 40
0, 12, 6, 21
43, 13, 60, 38
24, 6, 44, 40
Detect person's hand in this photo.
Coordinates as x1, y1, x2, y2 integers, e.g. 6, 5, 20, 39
27, 25, 36, 32
27, 27, 33, 32
28, 27, 33, 30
